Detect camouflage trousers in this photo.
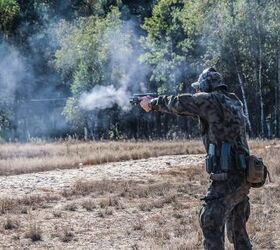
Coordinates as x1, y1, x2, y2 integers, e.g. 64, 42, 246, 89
199, 173, 252, 250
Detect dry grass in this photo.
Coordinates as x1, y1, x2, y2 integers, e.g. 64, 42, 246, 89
81, 199, 96, 211
3, 216, 19, 230
0, 139, 279, 249
24, 221, 42, 242
64, 202, 78, 212
0, 139, 278, 176
0, 194, 60, 214
0, 140, 204, 176
59, 226, 74, 242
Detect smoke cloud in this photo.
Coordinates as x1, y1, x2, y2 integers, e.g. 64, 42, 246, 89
79, 20, 149, 111
80, 85, 130, 110
0, 4, 69, 140
0, 42, 27, 103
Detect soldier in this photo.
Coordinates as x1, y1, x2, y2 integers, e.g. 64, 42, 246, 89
139, 68, 252, 250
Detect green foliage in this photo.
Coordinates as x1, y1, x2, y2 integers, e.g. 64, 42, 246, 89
141, 0, 203, 93
141, 0, 280, 136
55, 6, 135, 132
56, 8, 120, 126
71, 63, 93, 96
72, 0, 122, 17
0, 0, 20, 35
55, 7, 121, 79
63, 97, 85, 129
2, 0, 280, 139
200, 0, 280, 135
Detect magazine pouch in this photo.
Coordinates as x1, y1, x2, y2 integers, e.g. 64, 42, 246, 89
206, 144, 216, 174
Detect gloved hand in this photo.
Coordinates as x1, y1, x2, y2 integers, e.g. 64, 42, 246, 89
139, 96, 153, 112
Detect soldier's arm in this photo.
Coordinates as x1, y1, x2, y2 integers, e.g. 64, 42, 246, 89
150, 93, 210, 117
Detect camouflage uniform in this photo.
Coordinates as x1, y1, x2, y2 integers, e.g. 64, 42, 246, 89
150, 90, 252, 250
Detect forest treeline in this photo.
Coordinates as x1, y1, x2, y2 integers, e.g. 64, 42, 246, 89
0, 0, 280, 141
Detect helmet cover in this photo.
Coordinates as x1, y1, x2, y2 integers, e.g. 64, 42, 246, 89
191, 68, 226, 92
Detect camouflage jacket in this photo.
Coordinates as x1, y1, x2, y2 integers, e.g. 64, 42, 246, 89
151, 90, 249, 155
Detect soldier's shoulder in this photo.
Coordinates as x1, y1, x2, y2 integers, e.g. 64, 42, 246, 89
225, 92, 243, 105
192, 92, 212, 98
215, 91, 244, 108
192, 92, 214, 103
226, 92, 240, 99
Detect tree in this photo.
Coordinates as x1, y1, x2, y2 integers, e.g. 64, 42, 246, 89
2, 0, 280, 140
55, 7, 144, 138
142, 0, 203, 94
205, 0, 280, 137
0, 0, 20, 37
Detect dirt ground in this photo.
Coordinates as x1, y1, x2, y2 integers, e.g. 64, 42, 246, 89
0, 155, 204, 197
0, 154, 279, 249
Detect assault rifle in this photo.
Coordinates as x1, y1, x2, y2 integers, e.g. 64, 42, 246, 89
129, 93, 158, 105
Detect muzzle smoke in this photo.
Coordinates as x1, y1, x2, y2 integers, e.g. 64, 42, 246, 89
79, 85, 130, 111
78, 20, 148, 111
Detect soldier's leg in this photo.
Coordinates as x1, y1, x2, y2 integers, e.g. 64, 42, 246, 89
226, 197, 252, 250
199, 200, 226, 250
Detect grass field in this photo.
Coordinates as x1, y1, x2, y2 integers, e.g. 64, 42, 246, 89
0, 139, 279, 249
0, 139, 279, 176
0, 140, 204, 176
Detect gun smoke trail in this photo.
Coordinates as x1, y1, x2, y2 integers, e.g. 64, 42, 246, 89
78, 20, 148, 111
79, 85, 130, 111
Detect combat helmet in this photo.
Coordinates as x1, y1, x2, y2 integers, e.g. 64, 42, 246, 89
191, 68, 227, 92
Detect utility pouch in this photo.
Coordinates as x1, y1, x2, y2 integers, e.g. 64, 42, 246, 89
246, 155, 269, 188
206, 144, 216, 174
220, 143, 231, 172
236, 154, 247, 170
